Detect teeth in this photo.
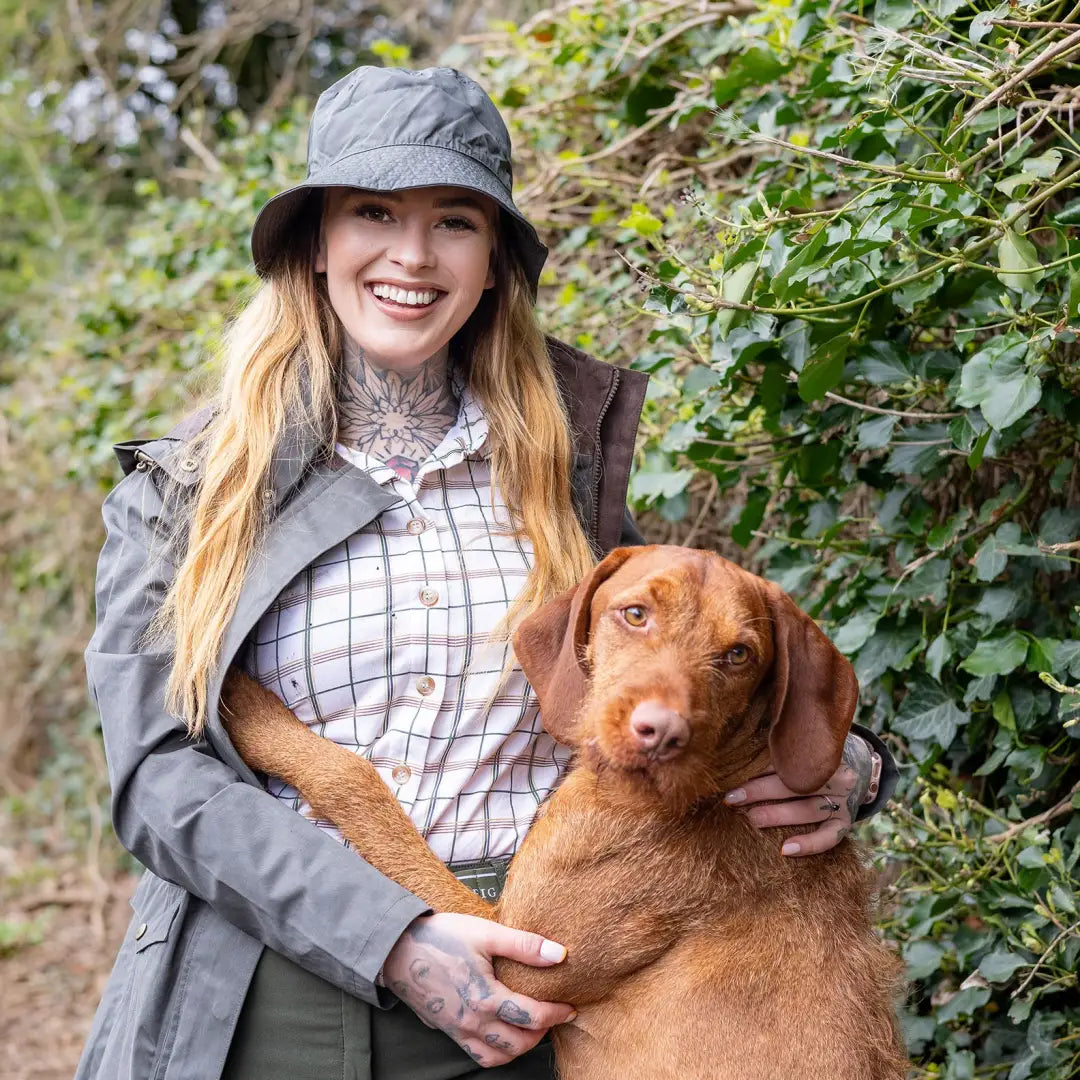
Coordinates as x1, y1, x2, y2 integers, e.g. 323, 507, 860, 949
371, 284, 440, 305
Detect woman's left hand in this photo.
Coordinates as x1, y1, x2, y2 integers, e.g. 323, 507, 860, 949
723, 732, 878, 856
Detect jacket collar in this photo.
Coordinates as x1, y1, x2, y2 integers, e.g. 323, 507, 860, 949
113, 336, 648, 547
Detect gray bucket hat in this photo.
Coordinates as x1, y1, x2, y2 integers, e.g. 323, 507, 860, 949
250, 65, 548, 298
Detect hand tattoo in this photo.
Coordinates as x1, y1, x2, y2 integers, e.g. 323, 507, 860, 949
497, 1000, 532, 1025
337, 347, 458, 483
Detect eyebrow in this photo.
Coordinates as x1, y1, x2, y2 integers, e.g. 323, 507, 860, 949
348, 190, 490, 214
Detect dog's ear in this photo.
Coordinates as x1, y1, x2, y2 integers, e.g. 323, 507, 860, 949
513, 547, 638, 744
762, 582, 858, 794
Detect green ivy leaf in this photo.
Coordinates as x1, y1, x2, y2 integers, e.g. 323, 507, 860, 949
936, 986, 992, 1022
993, 690, 1016, 731
978, 950, 1028, 983
904, 940, 945, 980
618, 203, 663, 237
959, 631, 1030, 676
797, 335, 848, 402
926, 634, 952, 681
857, 414, 895, 449
996, 227, 1045, 291
893, 675, 969, 747
731, 489, 769, 547
955, 335, 1042, 431
832, 609, 881, 654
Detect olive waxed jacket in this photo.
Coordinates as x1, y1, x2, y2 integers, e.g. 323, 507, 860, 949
75, 336, 897, 1080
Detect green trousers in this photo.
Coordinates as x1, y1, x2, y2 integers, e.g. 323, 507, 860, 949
221, 946, 557, 1080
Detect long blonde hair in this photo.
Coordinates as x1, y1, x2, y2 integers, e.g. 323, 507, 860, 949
148, 202, 595, 737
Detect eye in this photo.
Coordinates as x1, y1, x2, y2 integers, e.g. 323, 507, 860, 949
439, 215, 479, 232
727, 645, 751, 665
353, 203, 393, 222
622, 606, 648, 627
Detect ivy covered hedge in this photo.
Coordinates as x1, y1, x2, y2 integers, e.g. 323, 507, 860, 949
464, 3, 1080, 1076
2, 0, 1078, 1076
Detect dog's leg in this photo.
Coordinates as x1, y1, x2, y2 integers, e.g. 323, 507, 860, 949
220, 670, 491, 918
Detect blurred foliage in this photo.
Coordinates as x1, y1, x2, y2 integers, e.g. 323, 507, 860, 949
2, 0, 1079, 1076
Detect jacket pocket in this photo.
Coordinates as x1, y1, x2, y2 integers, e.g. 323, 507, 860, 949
124, 873, 191, 1079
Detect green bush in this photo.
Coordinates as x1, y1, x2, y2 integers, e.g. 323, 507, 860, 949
465, 2, 1080, 1075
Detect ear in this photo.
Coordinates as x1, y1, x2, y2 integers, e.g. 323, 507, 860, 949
763, 582, 859, 794
513, 547, 638, 744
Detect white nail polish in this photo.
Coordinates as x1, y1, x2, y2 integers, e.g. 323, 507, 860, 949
540, 939, 567, 962
782, 841, 801, 856
724, 789, 747, 805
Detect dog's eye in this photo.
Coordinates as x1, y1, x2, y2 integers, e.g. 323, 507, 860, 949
623, 606, 648, 627
727, 645, 751, 665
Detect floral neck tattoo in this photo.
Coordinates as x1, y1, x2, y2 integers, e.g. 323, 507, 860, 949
336, 344, 460, 484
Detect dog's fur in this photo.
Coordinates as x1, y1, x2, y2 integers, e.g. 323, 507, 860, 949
222, 545, 907, 1080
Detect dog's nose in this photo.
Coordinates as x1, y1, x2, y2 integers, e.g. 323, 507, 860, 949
629, 702, 689, 759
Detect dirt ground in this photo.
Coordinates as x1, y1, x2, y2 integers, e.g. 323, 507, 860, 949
2, 860, 138, 1080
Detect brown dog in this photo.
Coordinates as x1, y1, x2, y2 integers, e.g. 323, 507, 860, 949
223, 545, 907, 1079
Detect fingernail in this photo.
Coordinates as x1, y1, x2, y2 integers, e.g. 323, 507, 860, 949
540, 939, 567, 963
565, 1011, 578, 1024
782, 841, 801, 856
724, 789, 746, 805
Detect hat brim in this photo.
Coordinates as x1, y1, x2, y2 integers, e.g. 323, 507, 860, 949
250, 144, 548, 298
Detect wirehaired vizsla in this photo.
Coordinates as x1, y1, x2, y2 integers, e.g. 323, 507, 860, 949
222, 545, 907, 1079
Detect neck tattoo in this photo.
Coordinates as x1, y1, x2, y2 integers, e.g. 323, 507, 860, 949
336, 343, 460, 484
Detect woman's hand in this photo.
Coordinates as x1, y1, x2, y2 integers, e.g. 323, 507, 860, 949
381, 912, 576, 1068
723, 733, 880, 856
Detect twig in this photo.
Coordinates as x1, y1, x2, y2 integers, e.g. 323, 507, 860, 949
681, 474, 720, 547
1039, 538, 1080, 553
989, 20, 1080, 29
1012, 918, 1080, 997
635, 5, 755, 59
823, 390, 961, 420
956, 27, 1080, 133
178, 127, 223, 174
986, 782, 1080, 844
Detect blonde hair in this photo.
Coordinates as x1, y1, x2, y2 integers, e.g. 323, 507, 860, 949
148, 203, 595, 737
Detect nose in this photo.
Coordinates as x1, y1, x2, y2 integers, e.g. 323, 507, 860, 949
628, 701, 690, 760
387, 219, 436, 272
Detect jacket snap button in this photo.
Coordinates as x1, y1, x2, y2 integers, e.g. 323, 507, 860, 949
180, 457, 198, 472
135, 922, 148, 940
416, 676, 435, 695
419, 587, 439, 607
391, 764, 411, 784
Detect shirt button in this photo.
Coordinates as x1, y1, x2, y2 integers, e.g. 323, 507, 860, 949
419, 587, 439, 607
135, 923, 148, 940
406, 518, 426, 535
416, 676, 436, 695
391, 764, 412, 784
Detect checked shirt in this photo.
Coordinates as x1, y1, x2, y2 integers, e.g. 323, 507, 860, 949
244, 383, 572, 865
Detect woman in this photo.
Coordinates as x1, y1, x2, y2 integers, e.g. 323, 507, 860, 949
76, 66, 896, 1080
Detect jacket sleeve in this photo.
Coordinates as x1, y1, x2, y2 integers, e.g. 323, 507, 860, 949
85, 469, 429, 1005
851, 724, 898, 822
618, 505, 646, 547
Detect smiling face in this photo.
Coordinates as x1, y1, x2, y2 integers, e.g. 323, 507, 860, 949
315, 185, 498, 372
